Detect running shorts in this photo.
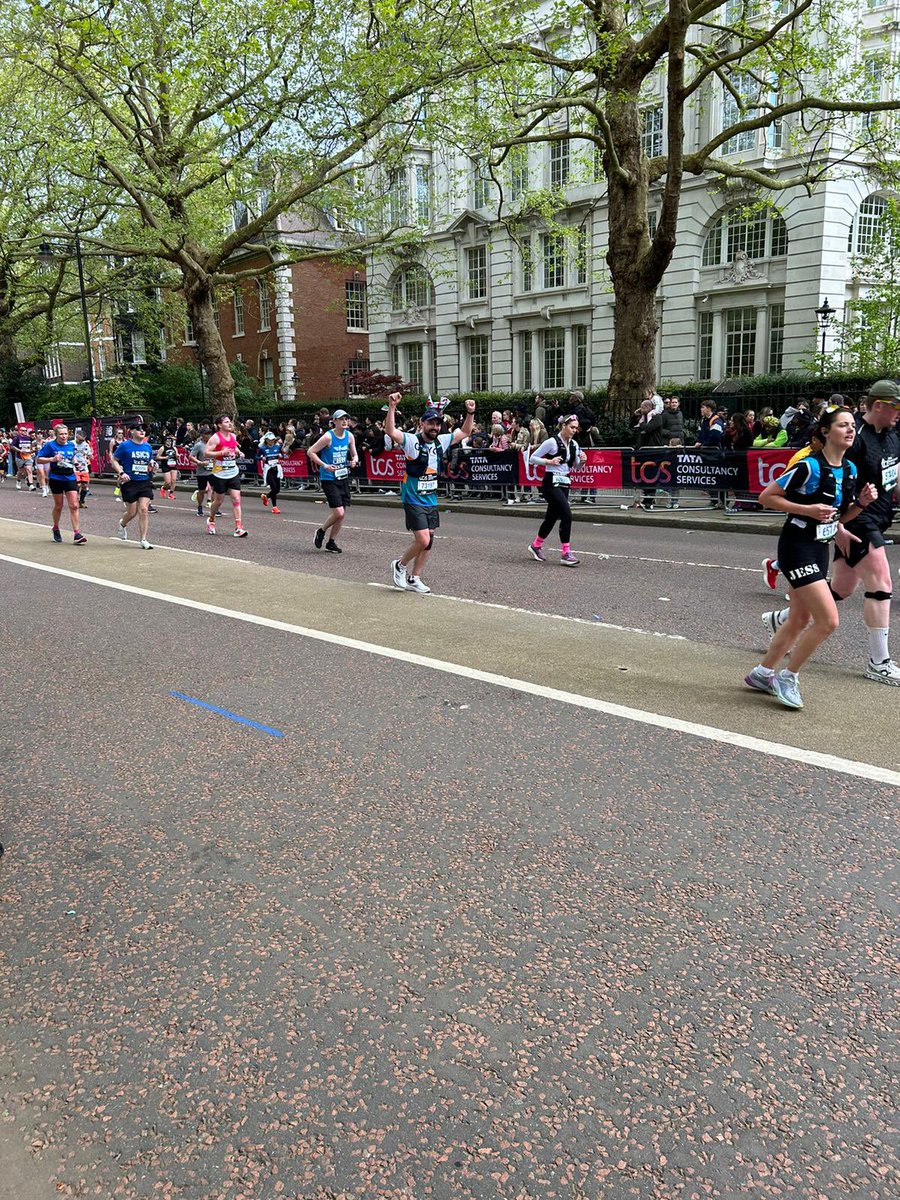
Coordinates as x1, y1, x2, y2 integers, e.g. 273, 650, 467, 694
776, 531, 830, 590
322, 479, 351, 509
833, 513, 889, 569
121, 480, 154, 504
48, 477, 78, 494
404, 503, 440, 532
210, 474, 241, 495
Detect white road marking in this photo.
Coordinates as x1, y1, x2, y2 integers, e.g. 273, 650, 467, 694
2, 551, 897, 788
0, 516, 259, 565
366, 581, 686, 640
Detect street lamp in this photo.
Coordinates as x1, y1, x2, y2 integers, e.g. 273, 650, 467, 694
39, 237, 98, 418
815, 297, 835, 364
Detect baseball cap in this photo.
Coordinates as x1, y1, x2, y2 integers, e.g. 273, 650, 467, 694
332, 408, 349, 419
422, 407, 442, 421
263, 430, 277, 440
867, 379, 900, 404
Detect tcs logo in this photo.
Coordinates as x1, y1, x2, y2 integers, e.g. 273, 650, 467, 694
629, 456, 672, 485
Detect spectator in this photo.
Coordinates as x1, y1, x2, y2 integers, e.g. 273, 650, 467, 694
633, 398, 665, 510
661, 395, 684, 443
752, 414, 788, 448
695, 398, 726, 508
489, 423, 510, 451
725, 411, 754, 451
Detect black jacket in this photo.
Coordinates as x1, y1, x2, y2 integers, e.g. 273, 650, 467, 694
634, 414, 665, 448
661, 409, 684, 442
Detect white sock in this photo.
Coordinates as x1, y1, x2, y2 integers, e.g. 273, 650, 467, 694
756, 664, 775, 677
776, 607, 789, 625
867, 627, 890, 665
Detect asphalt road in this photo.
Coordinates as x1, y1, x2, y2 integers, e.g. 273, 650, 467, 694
0, 487, 898, 1200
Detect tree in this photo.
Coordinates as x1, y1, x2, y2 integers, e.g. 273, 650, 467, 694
472, 0, 900, 405
8, 0, 503, 417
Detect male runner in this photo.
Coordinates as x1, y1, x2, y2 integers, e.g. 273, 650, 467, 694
35, 424, 86, 544
205, 415, 248, 536
386, 393, 475, 593
112, 421, 156, 549
11, 424, 37, 491
73, 428, 93, 508
307, 409, 358, 552
157, 423, 179, 499
189, 424, 213, 516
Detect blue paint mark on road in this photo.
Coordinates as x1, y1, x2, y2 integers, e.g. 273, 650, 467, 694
170, 691, 284, 738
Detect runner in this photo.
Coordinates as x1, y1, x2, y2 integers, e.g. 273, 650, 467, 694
189, 424, 213, 517
307, 409, 358, 552
11, 424, 37, 491
34, 431, 51, 496
386, 393, 475, 592
764, 380, 900, 685
205, 415, 248, 537
108, 427, 125, 502
258, 430, 285, 515
527, 414, 586, 566
156, 422, 179, 499
745, 406, 859, 709
761, 427, 824, 589
111, 420, 156, 549
35, 423, 87, 544
73, 428, 93, 508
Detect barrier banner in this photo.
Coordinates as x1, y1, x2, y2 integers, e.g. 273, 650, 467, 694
256, 449, 310, 479
365, 449, 406, 484
625, 448, 748, 492
746, 449, 793, 494
519, 448, 624, 489
446, 449, 518, 488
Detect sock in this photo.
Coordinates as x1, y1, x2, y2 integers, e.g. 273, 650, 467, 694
532, 536, 544, 548
52, 524, 59, 531
560, 542, 571, 554
776, 607, 789, 625
755, 664, 775, 678
867, 627, 890, 665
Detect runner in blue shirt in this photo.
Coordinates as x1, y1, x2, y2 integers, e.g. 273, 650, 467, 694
36, 424, 86, 544
111, 420, 156, 549
257, 430, 285, 514
385, 392, 475, 593
307, 410, 359, 553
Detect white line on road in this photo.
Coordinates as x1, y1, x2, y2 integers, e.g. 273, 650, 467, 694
0, 516, 260, 565
2, 551, 897, 788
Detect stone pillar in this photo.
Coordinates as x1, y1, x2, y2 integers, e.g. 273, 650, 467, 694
754, 303, 769, 375
274, 264, 296, 404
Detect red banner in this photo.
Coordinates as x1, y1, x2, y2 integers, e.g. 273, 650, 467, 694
257, 450, 309, 479
365, 449, 406, 484
519, 448, 623, 490
746, 449, 793, 495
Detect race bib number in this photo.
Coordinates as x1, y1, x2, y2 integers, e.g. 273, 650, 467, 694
417, 476, 437, 493
882, 462, 898, 490
333, 465, 349, 479
816, 520, 837, 542
552, 472, 570, 487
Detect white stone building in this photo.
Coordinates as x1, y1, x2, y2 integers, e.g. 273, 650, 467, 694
367, 2, 899, 395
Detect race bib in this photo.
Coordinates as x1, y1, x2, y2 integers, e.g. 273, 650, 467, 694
333, 465, 349, 479
416, 476, 437, 493
882, 462, 898, 490
816, 520, 838, 542
552, 472, 570, 487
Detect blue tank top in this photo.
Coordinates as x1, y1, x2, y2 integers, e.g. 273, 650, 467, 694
319, 430, 350, 480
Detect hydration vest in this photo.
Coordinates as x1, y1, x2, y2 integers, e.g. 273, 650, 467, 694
783, 451, 848, 536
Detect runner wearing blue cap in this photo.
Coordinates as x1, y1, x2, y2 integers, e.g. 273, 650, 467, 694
385, 392, 475, 593
307, 409, 358, 553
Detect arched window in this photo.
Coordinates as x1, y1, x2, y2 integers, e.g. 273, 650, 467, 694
389, 264, 435, 311
848, 195, 890, 255
702, 208, 788, 266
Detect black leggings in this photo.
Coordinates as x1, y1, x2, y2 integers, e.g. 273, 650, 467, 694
265, 466, 280, 504
538, 481, 572, 543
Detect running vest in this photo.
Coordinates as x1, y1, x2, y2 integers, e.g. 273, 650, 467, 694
211, 432, 239, 477
403, 438, 446, 500
544, 435, 579, 486
319, 430, 350, 480
781, 451, 854, 541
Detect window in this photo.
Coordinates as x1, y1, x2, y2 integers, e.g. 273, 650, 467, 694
466, 245, 488, 299
233, 289, 245, 336
509, 147, 529, 202
472, 159, 491, 209
345, 280, 368, 329
43, 348, 62, 379
722, 74, 758, 154
131, 331, 147, 365
647, 210, 658, 240
390, 265, 434, 311
703, 208, 788, 265
573, 228, 588, 284
212, 297, 220, 331
543, 328, 565, 389
641, 105, 664, 157
549, 141, 570, 188
261, 356, 274, 391
414, 164, 431, 224
388, 168, 409, 226
347, 357, 370, 377
520, 332, 533, 389
468, 335, 489, 391
184, 316, 195, 344
390, 344, 400, 376
697, 311, 713, 381
862, 57, 885, 132
258, 280, 271, 331
724, 307, 757, 376
407, 343, 424, 389
768, 304, 784, 374
850, 195, 889, 254
520, 239, 534, 292
541, 232, 566, 288
574, 325, 588, 388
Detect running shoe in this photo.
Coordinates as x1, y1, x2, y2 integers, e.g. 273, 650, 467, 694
560, 552, 581, 567
29, 484, 37, 491
314, 528, 325, 550
41, 486, 50, 497
116, 521, 127, 540
196, 506, 204, 516
325, 540, 342, 554
148, 504, 158, 514
233, 526, 248, 538
15, 481, 21, 490
772, 669, 803, 709
391, 559, 407, 591
262, 493, 269, 506
406, 576, 431, 593
762, 558, 779, 590
528, 542, 545, 562
140, 539, 153, 550
73, 532, 87, 546
743, 666, 777, 695
865, 658, 900, 686
271, 506, 280, 514
761, 609, 788, 637
206, 518, 216, 535
191, 489, 199, 504
52, 526, 62, 543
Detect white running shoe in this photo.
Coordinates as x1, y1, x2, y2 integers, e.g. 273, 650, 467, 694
206, 518, 216, 535
140, 539, 153, 550
116, 521, 127, 540
865, 658, 900, 686
391, 559, 407, 591
15, 481, 21, 490
190, 489, 199, 504
406, 576, 431, 594
41, 486, 50, 497
761, 609, 788, 637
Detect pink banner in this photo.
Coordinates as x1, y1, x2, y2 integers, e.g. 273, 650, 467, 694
365, 449, 406, 484
746, 449, 793, 495
519, 448, 624, 490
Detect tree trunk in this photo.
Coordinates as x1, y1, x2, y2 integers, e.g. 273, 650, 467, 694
183, 275, 236, 419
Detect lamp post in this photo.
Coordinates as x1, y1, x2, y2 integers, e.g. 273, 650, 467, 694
815, 297, 835, 368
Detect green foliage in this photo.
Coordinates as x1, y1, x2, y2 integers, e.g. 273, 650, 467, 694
0, 357, 52, 422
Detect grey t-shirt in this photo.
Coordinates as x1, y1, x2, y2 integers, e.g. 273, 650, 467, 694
191, 438, 211, 475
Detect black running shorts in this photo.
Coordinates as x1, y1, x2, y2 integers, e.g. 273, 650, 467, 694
404, 503, 440, 532
777, 531, 830, 589
121, 480, 154, 504
48, 477, 78, 494
210, 474, 241, 495
322, 479, 351, 509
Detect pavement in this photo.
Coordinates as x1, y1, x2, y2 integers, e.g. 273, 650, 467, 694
0, 487, 897, 1200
